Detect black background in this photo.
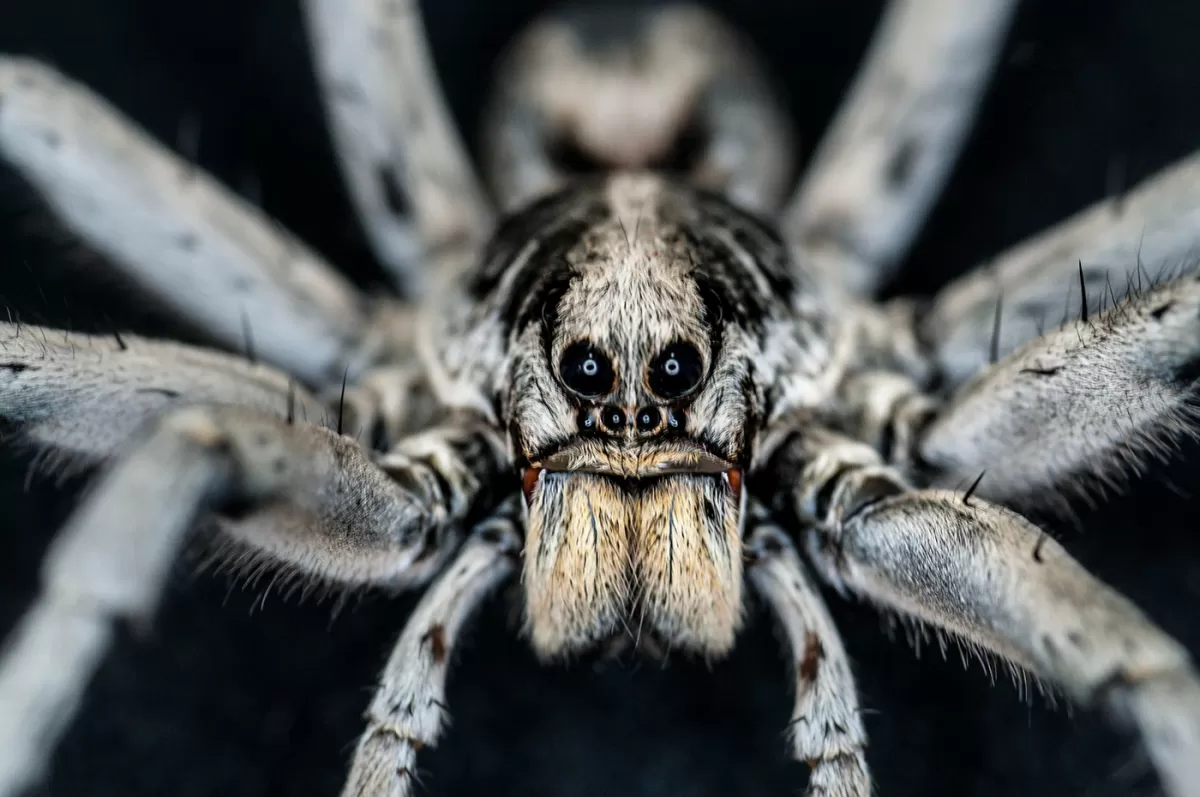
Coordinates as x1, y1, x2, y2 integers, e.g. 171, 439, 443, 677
2, 1, 1200, 795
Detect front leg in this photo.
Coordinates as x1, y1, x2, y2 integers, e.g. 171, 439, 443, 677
833, 273, 1200, 509
341, 498, 521, 797
764, 429, 1200, 797
918, 273, 1200, 506
746, 511, 870, 797
0, 407, 507, 797
921, 152, 1200, 385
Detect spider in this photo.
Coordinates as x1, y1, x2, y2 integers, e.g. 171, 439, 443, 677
0, 1, 1199, 796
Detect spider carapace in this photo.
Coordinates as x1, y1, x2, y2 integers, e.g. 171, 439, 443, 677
446, 174, 824, 659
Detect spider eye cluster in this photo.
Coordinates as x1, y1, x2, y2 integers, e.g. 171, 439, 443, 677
557, 339, 706, 436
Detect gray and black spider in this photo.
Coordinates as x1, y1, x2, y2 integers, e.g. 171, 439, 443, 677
1, 1, 1200, 796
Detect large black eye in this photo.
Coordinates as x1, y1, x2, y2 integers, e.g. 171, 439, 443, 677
558, 341, 616, 397
648, 341, 704, 399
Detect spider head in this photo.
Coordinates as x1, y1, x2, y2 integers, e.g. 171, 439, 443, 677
495, 174, 796, 659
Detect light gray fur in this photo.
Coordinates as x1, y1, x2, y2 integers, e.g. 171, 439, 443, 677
302, 0, 423, 289
0, 400, 501, 796
341, 507, 520, 797
920, 274, 1200, 505
783, 0, 1019, 296
216, 422, 487, 591
819, 491, 1200, 797
0, 406, 437, 794
777, 428, 1200, 797
303, 0, 493, 292
0, 3, 1199, 797
0, 58, 390, 385
747, 520, 870, 797
0, 410, 231, 795
921, 151, 1200, 385
831, 369, 935, 462
0, 322, 329, 465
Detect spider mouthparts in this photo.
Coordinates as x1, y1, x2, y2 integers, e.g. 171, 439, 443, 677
723, 469, 743, 501
522, 467, 543, 506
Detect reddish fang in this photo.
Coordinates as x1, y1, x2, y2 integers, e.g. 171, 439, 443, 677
724, 469, 743, 501
522, 467, 542, 505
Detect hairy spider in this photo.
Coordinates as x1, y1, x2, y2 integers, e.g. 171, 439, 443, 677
1, 1, 1199, 796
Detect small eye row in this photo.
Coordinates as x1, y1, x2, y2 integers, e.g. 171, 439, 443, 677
578, 406, 686, 435
558, 339, 705, 400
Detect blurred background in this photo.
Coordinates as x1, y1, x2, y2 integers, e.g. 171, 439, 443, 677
1, 1, 1200, 795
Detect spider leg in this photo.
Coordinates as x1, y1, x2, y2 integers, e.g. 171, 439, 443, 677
339, 498, 519, 797
0, 404, 508, 797
781, 0, 1019, 296
0, 58, 402, 385
746, 513, 870, 797
916, 274, 1200, 506
765, 429, 1200, 797
0, 316, 454, 477
482, 4, 793, 214
0, 321, 333, 465
303, 0, 493, 292
0, 317, 509, 578
920, 151, 1200, 385
0, 320, 510, 794
336, 362, 443, 450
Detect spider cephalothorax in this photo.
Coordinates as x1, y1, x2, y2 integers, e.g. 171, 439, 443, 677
1, 2, 1200, 797
430, 172, 841, 657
